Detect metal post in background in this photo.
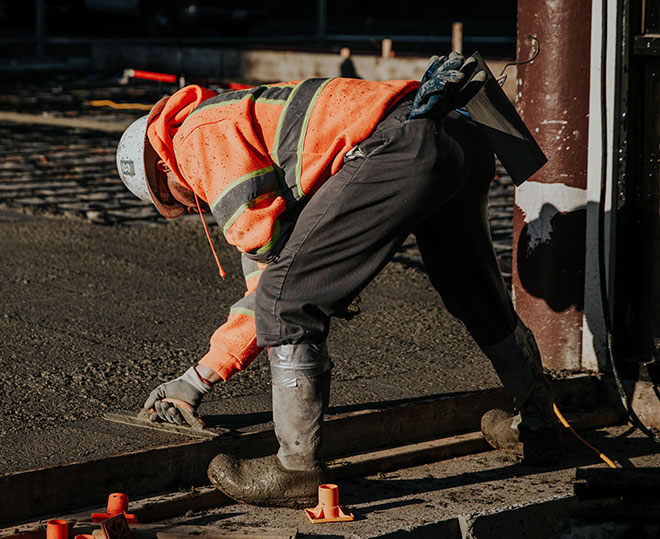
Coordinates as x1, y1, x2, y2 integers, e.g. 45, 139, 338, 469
512, 0, 593, 370
452, 22, 463, 54
382, 38, 393, 58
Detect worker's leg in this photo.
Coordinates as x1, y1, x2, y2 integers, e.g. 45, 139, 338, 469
413, 117, 515, 346
413, 119, 560, 464
208, 343, 331, 508
255, 104, 468, 347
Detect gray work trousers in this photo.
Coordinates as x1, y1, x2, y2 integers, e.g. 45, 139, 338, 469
254, 102, 516, 349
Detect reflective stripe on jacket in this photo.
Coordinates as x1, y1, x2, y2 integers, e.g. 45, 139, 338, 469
147, 77, 419, 380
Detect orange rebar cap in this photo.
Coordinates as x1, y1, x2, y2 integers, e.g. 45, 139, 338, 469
47, 520, 68, 539
305, 484, 354, 523
91, 493, 138, 523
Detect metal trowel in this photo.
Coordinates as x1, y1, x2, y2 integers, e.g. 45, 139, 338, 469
105, 404, 228, 439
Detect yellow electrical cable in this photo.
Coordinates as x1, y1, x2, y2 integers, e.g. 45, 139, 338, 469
553, 403, 618, 468
88, 100, 153, 111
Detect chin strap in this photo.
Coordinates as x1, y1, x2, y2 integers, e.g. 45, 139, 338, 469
193, 191, 226, 279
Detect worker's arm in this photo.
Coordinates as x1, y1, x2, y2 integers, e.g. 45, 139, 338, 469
196, 254, 266, 380
144, 255, 265, 425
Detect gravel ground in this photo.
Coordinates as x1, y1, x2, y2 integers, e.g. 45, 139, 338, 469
0, 74, 513, 473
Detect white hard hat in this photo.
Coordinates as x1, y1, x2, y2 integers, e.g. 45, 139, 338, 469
116, 115, 153, 203
115, 97, 186, 219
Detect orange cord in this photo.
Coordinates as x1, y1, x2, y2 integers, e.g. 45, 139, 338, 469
553, 403, 618, 468
88, 99, 153, 111
194, 192, 226, 279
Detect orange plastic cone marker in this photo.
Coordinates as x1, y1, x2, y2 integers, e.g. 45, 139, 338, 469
305, 484, 354, 523
47, 520, 68, 539
91, 493, 138, 523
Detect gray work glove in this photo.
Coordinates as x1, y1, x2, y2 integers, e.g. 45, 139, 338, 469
409, 52, 486, 119
143, 366, 213, 426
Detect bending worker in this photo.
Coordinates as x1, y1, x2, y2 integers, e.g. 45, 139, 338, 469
116, 53, 561, 508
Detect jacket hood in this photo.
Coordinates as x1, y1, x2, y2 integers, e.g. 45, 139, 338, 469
147, 85, 217, 196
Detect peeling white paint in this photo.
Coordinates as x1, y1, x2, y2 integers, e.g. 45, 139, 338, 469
515, 181, 587, 251
540, 120, 568, 125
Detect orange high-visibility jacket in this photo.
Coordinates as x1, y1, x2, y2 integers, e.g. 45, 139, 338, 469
147, 77, 419, 380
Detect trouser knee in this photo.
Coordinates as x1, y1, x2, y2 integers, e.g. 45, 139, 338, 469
269, 343, 333, 388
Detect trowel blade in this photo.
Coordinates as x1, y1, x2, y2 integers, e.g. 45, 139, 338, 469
104, 410, 228, 439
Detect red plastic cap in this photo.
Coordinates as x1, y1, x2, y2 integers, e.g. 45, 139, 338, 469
305, 484, 354, 523
47, 520, 68, 539
91, 493, 138, 524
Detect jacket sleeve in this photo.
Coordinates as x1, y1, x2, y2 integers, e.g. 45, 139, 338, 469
197, 255, 266, 381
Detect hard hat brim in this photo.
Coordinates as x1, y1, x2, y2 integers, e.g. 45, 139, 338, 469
143, 96, 187, 219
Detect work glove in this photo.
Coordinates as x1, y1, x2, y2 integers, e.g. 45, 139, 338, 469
409, 52, 486, 119
143, 366, 213, 427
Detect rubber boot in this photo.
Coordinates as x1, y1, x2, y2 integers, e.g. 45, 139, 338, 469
480, 319, 561, 465
208, 344, 331, 508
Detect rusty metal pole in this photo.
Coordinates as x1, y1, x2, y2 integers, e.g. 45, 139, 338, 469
513, 0, 593, 370
452, 22, 463, 54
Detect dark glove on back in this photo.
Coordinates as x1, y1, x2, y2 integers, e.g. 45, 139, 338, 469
409, 52, 486, 119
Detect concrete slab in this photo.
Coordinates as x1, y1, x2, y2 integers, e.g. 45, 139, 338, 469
142, 424, 660, 538
6, 424, 658, 539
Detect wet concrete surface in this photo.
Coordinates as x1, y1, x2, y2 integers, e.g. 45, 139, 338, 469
0, 210, 501, 473
0, 74, 512, 474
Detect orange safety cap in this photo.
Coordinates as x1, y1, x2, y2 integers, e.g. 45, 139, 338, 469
46, 520, 68, 539
304, 484, 354, 523
91, 493, 138, 524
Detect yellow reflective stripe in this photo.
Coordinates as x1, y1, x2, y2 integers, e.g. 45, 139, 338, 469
230, 307, 255, 317
253, 220, 280, 255
210, 166, 275, 211
294, 78, 332, 198
222, 191, 282, 234
193, 93, 288, 115
244, 269, 263, 282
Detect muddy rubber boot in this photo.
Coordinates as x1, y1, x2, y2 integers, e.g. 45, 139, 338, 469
479, 319, 561, 465
208, 344, 331, 508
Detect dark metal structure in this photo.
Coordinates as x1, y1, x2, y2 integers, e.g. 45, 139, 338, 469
615, 1, 660, 370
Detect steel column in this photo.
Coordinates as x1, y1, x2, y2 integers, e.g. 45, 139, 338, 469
513, 0, 593, 369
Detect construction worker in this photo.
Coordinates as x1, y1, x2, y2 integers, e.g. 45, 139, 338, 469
116, 53, 561, 508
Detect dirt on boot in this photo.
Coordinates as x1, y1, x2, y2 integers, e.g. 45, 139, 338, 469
480, 408, 562, 466
207, 453, 324, 508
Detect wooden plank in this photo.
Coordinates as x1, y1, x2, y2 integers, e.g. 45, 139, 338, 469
0, 112, 131, 132
328, 431, 489, 481
323, 374, 598, 458
131, 488, 231, 523
0, 375, 600, 526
